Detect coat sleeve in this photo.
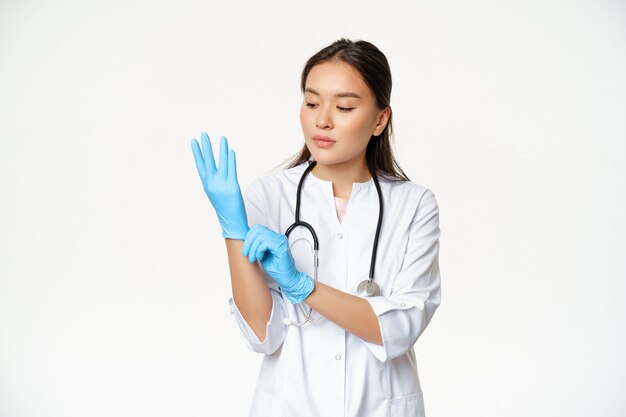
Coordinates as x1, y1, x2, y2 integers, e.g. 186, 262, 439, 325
361, 188, 442, 362
227, 179, 288, 355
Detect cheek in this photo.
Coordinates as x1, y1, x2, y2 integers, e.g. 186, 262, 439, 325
343, 112, 375, 139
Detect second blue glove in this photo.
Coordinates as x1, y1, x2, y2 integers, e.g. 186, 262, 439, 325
242, 224, 315, 304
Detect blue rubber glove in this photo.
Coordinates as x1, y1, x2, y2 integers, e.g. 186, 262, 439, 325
190, 133, 250, 240
242, 224, 315, 304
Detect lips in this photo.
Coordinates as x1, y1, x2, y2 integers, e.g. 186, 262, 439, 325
313, 137, 336, 148
312, 135, 336, 144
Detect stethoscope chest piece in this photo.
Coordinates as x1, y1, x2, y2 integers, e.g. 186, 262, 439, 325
357, 279, 381, 297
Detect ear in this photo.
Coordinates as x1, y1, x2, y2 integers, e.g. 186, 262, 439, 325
373, 106, 391, 136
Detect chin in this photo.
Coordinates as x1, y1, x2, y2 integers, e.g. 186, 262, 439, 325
311, 156, 346, 168
308, 151, 333, 164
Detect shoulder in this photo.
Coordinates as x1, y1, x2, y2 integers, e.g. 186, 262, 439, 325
377, 177, 440, 237
378, 174, 437, 209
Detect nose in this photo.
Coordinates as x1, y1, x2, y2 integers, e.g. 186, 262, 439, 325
315, 106, 333, 130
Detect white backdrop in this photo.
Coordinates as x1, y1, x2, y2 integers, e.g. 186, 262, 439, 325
1, 1, 625, 416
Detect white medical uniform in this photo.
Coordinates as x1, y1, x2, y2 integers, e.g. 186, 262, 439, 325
228, 161, 442, 417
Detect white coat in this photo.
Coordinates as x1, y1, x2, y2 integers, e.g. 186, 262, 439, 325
228, 161, 442, 417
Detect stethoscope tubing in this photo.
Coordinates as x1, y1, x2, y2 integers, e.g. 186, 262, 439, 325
283, 160, 384, 326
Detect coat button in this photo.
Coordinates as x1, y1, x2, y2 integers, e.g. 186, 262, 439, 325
337, 233, 343, 239
400, 303, 406, 308
335, 354, 342, 360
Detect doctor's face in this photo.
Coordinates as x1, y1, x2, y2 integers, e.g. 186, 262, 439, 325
300, 60, 389, 169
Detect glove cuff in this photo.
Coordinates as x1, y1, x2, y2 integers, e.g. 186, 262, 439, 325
218, 213, 250, 240
283, 272, 315, 304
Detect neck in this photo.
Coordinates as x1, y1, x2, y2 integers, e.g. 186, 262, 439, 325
310, 157, 372, 200
311, 158, 371, 184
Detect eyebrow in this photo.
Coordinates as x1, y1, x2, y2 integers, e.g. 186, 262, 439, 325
304, 87, 361, 99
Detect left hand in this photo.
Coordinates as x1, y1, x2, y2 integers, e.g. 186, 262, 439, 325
242, 224, 314, 304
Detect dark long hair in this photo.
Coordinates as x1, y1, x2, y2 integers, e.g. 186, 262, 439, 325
283, 38, 410, 182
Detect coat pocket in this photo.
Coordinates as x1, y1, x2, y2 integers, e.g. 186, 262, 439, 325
387, 392, 425, 417
250, 388, 286, 417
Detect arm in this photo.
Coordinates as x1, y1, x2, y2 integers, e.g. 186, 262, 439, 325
225, 239, 272, 342
304, 282, 382, 345
227, 182, 290, 355
359, 188, 442, 362
190, 133, 287, 353
225, 181, 291, 354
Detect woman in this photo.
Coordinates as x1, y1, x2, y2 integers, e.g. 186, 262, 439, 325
191, 38, 441, 417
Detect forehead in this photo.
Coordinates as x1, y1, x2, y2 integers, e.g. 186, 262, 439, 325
305, 60, 372, 98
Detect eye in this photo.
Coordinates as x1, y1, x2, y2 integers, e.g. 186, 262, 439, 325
337, 106, 354, 112
305, 102, 318, 108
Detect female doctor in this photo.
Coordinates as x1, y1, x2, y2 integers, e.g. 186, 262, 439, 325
191, 38, 441, 417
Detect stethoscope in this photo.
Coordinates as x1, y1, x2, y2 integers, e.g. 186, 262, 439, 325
282, 160, 384, 326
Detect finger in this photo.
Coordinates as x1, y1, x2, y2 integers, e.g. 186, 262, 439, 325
260, 231, 282, 254
242, 224, 264, 257
190, 139, 206, 179
201, 132, 217, 177
253, 241, 269, 264
228, 148, 238, 182
248, 232, 268, 263
217, 136, 229, 180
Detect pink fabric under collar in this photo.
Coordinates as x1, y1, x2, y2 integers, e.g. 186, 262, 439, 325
334, 196, 349, 223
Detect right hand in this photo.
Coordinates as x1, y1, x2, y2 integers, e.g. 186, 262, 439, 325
190, 132, 250, 240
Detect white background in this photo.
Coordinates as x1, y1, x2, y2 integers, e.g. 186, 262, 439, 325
1, 1, 625, 416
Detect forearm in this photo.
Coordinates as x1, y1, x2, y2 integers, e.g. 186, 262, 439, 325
225, 239, 272, 341
304, 281, 383, 345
